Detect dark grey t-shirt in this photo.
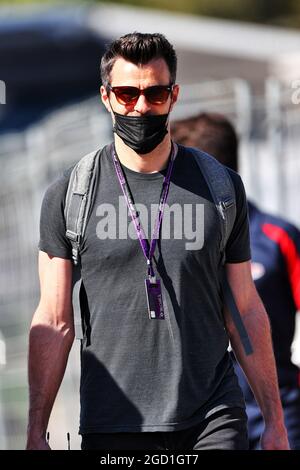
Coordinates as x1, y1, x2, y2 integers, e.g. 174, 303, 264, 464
39, 144, 251, 433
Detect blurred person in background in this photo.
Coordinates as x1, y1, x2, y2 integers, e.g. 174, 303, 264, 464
172, 112, 300, 449
26, 33, 289, 451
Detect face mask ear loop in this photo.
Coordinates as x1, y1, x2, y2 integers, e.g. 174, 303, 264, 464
107, 95, 118, 128
164, 92, 174, 129
107, 94, 113, 112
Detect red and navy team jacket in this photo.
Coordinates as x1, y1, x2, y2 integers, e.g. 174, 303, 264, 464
248, 201, 300, 385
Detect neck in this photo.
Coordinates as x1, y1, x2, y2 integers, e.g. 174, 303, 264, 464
114, 134, 172, 173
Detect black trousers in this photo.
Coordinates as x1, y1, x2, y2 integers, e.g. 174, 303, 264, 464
81, 407, 248, 450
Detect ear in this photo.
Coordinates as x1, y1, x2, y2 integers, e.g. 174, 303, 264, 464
170, 84, 179, 111
100, 85, 111, 113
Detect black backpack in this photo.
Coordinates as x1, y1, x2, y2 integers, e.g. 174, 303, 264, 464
64, 144, 253, 355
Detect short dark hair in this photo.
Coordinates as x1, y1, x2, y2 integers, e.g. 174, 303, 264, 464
100, 32, 177, 88
171, 113, 239, 172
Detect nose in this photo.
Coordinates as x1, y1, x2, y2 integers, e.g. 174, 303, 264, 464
134, 93, 151, 114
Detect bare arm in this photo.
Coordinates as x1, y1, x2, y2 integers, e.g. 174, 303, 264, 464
224, 261, 289, 450
26, 251, 75, 450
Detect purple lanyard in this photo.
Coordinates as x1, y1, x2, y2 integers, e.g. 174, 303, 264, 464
112, 143, 177, 278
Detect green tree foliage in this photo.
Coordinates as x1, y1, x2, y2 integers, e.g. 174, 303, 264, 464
96, 0, 300, 28
0, 0, 299, 29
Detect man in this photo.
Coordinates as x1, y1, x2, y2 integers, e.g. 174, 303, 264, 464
26, 33, 289, 450
172, 112, 300, 449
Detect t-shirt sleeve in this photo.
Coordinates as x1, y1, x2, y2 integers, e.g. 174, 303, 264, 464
38, 167, 73, 259
225, 169, 251, 263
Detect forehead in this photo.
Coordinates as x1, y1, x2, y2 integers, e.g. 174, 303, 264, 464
110, 57, 171, 86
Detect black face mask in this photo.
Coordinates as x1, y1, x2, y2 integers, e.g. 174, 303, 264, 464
112, 111, 169, 154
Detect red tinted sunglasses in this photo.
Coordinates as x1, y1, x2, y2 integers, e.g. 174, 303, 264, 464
107, 84, 173, 106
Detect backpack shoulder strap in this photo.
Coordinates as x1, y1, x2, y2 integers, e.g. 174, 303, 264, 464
188, 146, 253, 356
65, 148, 101, 266
64, 148, 101, 340
189, 147, 236, 260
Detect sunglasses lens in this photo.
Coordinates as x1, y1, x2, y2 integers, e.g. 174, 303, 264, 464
145, 86, 171, 104
113, 87, 139, 105
110, 85, 172, 105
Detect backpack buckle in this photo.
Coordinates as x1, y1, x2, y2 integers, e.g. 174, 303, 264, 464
66, 230, 81, 243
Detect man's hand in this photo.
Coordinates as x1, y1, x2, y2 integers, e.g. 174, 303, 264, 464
26, 435, 51, 450
261, 423, 290, 450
